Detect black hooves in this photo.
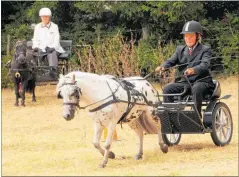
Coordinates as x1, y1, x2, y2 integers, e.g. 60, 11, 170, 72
135, 154, 143, 160
32, 98, 36, 102
108, 151, 115, 159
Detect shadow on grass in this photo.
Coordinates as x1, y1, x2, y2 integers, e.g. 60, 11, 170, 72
170, 143, 223, 152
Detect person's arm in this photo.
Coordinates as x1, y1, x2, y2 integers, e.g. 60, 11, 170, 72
161, 46, 180, 69
32, 25, 39, 49
193, 47, 212, 75
52, 24, 60, 49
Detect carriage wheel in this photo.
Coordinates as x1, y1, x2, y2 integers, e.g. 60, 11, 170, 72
210, 102, 233, 146
162, 133, 181, 146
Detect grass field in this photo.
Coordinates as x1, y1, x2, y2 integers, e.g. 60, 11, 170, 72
2, 75, 238, 176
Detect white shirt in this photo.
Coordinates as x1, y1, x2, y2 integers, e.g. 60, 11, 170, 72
32, 22, 65, 53
188, 42, 199, 52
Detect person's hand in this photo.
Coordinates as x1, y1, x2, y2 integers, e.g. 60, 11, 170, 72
33, 47, 39, 52
45, 47, 55, 53
184, 68, 195, 76
155, 66, 165, 73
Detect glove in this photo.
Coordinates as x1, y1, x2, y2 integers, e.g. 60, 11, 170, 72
33, 48, 39, 52
45, 47, 55, 53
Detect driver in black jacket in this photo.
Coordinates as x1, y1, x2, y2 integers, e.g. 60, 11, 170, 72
155, 20, 215, 117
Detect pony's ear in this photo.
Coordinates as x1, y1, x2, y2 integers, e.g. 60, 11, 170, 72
57, 91, 62, 99
72, 74, 75, 83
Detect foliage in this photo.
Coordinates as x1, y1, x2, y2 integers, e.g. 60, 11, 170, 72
201, 12, 239, 74
1, 55, 13, 88
1, 1, 239, 87
70, 32, 175, 77
217, 13, 239, 74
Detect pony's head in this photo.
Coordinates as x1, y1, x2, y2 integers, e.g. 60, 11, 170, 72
56, 74, 82, 121
14, 40, 27, 65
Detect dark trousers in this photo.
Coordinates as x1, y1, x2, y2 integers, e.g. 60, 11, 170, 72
39, 50, 59, 67
163, 81, 214, 116
27, 49, 59, 67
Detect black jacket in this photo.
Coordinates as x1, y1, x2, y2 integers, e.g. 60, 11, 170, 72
161, 43, 213, 83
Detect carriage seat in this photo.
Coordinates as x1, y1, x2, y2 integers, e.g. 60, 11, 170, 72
58, 40, 72, 60
26, 40, 72, 60
174, 80, 221, 102
203, 80, 221, 101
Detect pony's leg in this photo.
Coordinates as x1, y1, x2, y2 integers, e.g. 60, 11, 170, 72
145, 110, 168, 153
155, 117, 168, 153
99, 123, 116, 168
21, 81, 27, 107
14, 82, 19, 107
93, 122, 105, 156
32, 84, 36, 102
127, 120, 144, 160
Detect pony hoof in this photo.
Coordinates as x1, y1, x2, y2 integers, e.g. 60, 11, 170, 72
135, 154, 142, 160
161, 144, 168, 154
108, 151, 115, 159
32, 98, 36, 102
21, 103, 25, 107
14, 103, 19, 107
99, 163, 106, 168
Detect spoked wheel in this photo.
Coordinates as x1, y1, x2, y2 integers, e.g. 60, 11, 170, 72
162, 133, 181, 146
210, 102, 233, 146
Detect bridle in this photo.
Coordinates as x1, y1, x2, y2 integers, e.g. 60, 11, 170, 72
58, 82, 82, 109
11, 42, 30, 74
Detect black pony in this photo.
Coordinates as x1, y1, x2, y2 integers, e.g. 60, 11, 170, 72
10, 41, 37, 106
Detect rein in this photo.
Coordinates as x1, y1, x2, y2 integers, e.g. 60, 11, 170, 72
143, 56, 236, 80
11, 68, 30, 72
59, 78, 160, 124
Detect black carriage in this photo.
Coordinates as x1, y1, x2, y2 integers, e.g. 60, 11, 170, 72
156, 75, 233, 147
26, 40, 72, 84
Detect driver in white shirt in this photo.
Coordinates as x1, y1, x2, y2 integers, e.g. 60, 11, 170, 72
32, 7, 65, 69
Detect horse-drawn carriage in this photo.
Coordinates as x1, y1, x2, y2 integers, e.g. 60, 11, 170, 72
56, 70, 233, 168
156, 75, 233, 147
7, 40, 73, 106
26, 40, 73, 84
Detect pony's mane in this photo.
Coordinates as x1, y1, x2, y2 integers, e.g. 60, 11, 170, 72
68, 71, 117, 81
56, 71, 145, 93
56, 71, 116, 93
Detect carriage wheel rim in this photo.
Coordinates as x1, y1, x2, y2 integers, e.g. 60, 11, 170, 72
215, 107, 232, 143
166, 133, 180, 144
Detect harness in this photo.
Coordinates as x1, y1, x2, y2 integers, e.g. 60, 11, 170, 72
59, 78, 160, 125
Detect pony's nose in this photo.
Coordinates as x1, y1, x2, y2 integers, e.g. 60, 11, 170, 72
19, 57, 26, 63
63, 113, 72, 121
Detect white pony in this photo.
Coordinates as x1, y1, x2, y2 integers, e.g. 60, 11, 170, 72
56, 71, 168, 168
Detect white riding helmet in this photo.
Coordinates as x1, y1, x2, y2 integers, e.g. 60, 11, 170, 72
39, 7, 52, 16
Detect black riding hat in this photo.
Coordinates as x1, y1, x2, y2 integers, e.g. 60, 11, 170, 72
180, 20, 203, 35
